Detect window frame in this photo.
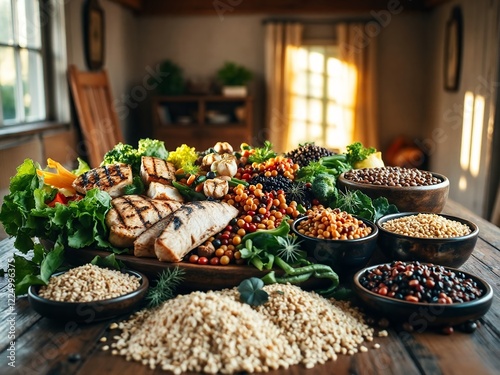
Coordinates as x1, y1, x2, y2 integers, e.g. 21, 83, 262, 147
0, 0, 70, 139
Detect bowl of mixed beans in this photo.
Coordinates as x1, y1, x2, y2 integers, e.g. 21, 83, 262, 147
353, 261, 493, 328
338, 167, 450, 213
376, 212, 479, 267
291, 206, 378, 273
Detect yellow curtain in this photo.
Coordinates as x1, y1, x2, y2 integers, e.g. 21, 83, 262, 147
264, 22, 303, 153
337, 22, 379, 149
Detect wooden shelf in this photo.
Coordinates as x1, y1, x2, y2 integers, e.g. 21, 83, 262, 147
152, 95, 253, 151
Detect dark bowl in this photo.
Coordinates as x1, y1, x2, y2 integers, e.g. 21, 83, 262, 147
376, 212, 479, 268
28, 269, 148, 323
291, 216, 378, 274
353, 263, 493, 327
337, 171, 449, 213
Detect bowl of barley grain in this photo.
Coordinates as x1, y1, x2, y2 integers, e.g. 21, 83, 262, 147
28, 264, 148, 322
338, 167, 449, 213
376, 212, 478, 268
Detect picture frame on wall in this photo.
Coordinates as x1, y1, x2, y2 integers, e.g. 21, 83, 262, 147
83, 0, 105, 70
443, 6, 463, 92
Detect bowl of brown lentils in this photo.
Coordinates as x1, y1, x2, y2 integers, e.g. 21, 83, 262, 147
338, 167, 449, 213
28, 264, 149, 323
291, 207, 378, 273
376, 212, 479, 268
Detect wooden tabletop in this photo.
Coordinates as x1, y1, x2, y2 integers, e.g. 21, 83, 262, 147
1, 199, 499, 375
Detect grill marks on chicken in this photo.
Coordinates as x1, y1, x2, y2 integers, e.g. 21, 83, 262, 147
106, 195, 182, 248
73, 163, 133, 198
140, 156, 176, 186
154, 201, 239, 262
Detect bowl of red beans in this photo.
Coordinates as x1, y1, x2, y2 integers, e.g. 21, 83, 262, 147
338, 167, 449, 213
291, 207, 378, 273
376, 212, 479, 268
353, 261, 493, 329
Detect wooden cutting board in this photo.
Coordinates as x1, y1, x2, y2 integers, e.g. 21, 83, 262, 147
65, 248, 329, 292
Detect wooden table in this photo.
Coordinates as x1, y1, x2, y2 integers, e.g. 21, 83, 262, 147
1, 200, 499, 375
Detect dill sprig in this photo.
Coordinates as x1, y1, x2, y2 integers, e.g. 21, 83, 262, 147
146, 267, 185, 308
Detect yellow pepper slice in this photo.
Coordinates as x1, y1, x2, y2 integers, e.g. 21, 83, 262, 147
37, 158, 77, 193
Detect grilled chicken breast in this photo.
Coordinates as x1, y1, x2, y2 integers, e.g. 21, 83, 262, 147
134, 217, 171, 257
140, 156, 176, 186
154, 201, 239, 262
73, 163, 133, 198
106, 195, 182, 247
146, 182, 184, 202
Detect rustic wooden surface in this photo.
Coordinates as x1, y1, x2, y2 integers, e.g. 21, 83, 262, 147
0, 200, 499, 375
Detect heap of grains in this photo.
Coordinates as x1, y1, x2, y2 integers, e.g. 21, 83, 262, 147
38, 264, 141, 302
381, 213, 471, 238
109, 284, 375, 374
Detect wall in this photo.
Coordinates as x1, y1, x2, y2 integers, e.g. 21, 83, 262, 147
65, 0, 139, 143
134, 15, 266, 141
425, 0, 499, 218
375, 12, 428, 152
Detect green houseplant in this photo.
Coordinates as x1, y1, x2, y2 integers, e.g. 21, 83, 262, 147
155, 59, 185, 96
216, 61, 253, 96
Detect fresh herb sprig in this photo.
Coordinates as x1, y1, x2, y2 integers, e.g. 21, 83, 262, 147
248, 141, 277, 164
146, 267, 185, 308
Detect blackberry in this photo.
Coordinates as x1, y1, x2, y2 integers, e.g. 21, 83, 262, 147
285, 143, 334, 167
249, 175, 293, 193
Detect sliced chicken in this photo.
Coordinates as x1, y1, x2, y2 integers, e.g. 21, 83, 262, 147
73, 163, 132, 198
106, 195, 182, 248
134, 217, 171, 258
154, 201, 239, 262
140, 156, 176, 186
146, 182, 184, 202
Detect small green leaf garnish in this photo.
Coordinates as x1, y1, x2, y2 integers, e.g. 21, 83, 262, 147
238, 277, 269, 306
90, 253, 125, 270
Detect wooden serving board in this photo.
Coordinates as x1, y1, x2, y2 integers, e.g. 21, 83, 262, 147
65, 248, 328, 292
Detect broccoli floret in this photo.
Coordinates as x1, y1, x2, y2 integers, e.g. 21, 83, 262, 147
101, 143, 140, 170
138, 138, 168, 160
311, 173, 338, 205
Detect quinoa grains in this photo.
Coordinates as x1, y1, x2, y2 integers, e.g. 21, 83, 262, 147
381, 213, 471, 239
38, 264, 141, 302
109, 284, 376, 374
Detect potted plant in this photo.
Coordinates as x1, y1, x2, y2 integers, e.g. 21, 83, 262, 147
155, 59, 185, 96
216, 61, 253, 97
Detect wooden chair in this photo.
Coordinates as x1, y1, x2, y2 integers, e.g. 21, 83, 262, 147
68, 64, 124, 168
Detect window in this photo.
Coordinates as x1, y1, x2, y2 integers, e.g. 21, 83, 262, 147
0, 0, 46, 126
289, 45, 356, 151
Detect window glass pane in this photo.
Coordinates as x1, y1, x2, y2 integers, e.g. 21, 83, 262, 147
0, 46, 18, 121
308, 50, 324, 74
291, 97, 307, 121
20, 48, 45, 120
17, 0, 42, 48
0, 0, 14, 44
309, 73, 323, 98
308, 98, 322, 123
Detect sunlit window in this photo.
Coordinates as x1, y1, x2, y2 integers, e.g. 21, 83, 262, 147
0, 0, 46, 126
289, 45, 356, 151
460, 91, 485, 178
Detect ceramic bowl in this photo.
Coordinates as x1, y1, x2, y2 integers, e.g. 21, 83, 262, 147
353, 263, 493, 327
376, 212, 479, 268
28, 269, 148, 323
337, 171, 449, 213
291, 216, 378, 274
